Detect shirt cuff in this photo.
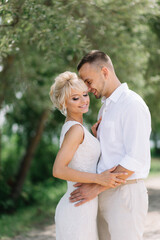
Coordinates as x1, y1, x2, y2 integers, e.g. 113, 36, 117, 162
119, 154, 142, 172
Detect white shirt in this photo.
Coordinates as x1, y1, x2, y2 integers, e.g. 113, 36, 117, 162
97, 83, 151, 180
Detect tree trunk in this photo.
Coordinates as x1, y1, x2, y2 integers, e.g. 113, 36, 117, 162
11, 109, 50, 201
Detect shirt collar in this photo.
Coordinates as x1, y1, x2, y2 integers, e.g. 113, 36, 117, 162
101, 83, 129, 104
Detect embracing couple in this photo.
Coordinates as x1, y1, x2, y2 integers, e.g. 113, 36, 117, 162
50, 50, 151, 240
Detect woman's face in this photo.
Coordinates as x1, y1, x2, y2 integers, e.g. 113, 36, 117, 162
65, 88, 90, 115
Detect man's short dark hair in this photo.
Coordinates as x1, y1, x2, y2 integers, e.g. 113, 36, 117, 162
77, 50, 109, 71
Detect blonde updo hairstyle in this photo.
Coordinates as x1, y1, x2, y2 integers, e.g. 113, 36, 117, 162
49, 71, 88, 115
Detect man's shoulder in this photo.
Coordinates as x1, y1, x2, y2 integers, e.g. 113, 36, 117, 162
121, 89, 147, 107
121, 89, 150, 117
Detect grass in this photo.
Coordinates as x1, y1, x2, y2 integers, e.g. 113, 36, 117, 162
0, 180, 67, 239
0, 158, 160, 239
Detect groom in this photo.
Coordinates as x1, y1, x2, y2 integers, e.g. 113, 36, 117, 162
70, 50, 151, 240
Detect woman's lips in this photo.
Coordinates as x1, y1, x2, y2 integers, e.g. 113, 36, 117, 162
79, 104, 89, 108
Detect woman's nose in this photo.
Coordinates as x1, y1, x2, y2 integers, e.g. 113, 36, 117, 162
81, 96, 86, 103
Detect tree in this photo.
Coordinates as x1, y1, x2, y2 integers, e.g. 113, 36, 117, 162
0, 0, 159, 208
144, 4, 160, 155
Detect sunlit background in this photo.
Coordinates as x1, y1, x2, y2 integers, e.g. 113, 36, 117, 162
0, 0, 160, 238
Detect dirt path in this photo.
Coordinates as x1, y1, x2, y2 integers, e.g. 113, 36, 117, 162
12, 176, 160, 240
143, 176, 160, 240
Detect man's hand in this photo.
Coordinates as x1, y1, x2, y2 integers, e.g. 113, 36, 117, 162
69, 182, 107, 207
113, 165, 134, 180
69, 166, 128, 206
91, 117, 102, 137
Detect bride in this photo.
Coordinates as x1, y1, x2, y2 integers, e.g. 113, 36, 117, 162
49, 71, 126, 240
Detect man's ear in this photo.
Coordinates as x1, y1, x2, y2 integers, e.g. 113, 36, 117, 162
101, 67, 109, 79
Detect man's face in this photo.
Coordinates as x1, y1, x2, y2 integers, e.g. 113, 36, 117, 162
79, 63, 107, 99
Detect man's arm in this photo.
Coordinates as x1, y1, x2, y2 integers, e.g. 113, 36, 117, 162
110, 102, 150, 178
70, 102, 151, 206
69, 165, 133, 207
112, 165, 134, 179
117, 101, 151, 174
69, 182, 108, 207
69, 168, 128, 206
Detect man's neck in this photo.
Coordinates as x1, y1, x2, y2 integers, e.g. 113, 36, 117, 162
104, 77, 121, 98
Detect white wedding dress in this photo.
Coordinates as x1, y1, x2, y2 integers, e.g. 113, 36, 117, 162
55, 121, 101, 240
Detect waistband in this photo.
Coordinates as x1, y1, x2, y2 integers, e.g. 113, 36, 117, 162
123, 179, 144, 185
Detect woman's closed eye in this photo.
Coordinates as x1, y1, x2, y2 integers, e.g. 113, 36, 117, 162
72, 97, 79, 101
72, 93, 88, 101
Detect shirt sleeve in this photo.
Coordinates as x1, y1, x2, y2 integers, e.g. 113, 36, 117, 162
119, 101, 151, 172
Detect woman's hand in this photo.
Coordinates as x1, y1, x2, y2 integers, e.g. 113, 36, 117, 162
91, 117, 102, 137
96, 167, 128, 188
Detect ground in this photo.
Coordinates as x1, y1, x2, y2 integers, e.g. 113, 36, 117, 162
143, 176, 160, 240
11, 176, 160, 240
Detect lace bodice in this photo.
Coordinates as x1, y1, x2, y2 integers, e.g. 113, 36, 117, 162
60, 121, 101, 174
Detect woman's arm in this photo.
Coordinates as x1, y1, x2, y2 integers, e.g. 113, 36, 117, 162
53, 124, 126, 188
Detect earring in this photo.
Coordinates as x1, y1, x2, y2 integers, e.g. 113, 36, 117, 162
63, 108, 67, 116
62, 106, 67, 116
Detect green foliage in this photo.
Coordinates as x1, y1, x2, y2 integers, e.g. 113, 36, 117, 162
150, 158, 160, 175
0, 0, 160, 215
0, 175, 13, 212
144, 6, 160, 134
29, 138, 59, 183
0, 180, 67, 238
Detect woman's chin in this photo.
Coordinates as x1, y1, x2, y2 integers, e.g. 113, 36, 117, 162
82, 108, 89, 113
77, 108, 89, 114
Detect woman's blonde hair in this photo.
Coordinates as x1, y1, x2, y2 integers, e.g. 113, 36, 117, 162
49, 71, 88, 115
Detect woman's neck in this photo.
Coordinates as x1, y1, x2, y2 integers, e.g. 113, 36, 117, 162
66, 113, 83, 124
